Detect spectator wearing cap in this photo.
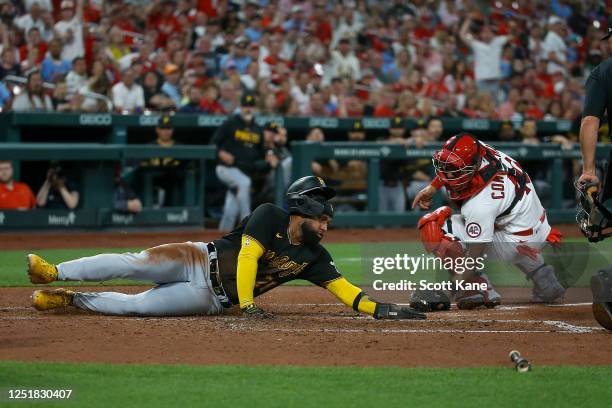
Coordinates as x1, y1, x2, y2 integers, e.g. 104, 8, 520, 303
40, 38, 71, 82
220, 36, 252, 75
460, 16, 513, 101
12, 70, 53, 112
112, 67, 145, 113
212, 93, 278, 230
328, 35, 360, 81
379, 116, 407, 212
542, 16, 568, 76
54, 0, 84, 62
161, 63, 181, 108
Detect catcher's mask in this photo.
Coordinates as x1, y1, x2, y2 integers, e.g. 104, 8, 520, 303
286, 176, 335, 218
432, 133, 482, 200
575, 181, 612, 242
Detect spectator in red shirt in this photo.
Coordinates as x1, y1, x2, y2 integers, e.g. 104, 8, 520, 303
0, 160, 36, 210
147, 0, 182, 48
19, 27, 47, 66
373, 88, 397, 117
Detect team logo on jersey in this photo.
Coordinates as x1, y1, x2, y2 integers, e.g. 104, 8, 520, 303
275, 233, 283, 239
466, 222, 482, 238
245, 238, 250, 246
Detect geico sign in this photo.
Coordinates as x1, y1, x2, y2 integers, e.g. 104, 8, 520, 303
79, 114, 112, 126
309, 117, 338, 128
139, 115, 161, 126
198, 116, 227, 127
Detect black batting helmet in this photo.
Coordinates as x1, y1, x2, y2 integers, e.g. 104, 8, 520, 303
286, 176, 335, 218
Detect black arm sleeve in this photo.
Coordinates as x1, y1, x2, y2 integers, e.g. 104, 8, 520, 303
583, 65, 607, 120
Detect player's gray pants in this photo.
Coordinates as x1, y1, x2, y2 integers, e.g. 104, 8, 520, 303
379, 184, 406, 212
56, 242, 224, 316
216, 165, 251, 231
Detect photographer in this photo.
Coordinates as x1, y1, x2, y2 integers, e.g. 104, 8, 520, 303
36, 163, 79, 209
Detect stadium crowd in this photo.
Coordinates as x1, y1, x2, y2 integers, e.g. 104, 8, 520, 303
0, 0, 608, 124
0, 0, 608, 219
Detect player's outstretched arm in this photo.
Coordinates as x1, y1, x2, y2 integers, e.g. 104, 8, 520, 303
236, 234, 274, 319
325, 278, 426, 320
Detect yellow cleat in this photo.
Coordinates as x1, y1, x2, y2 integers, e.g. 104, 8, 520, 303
32, 289, 75, 311
27, 254, 58, 284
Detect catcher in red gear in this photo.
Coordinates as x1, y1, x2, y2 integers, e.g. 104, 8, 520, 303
411, 133, 565, 310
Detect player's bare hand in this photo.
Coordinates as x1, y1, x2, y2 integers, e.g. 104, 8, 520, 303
242, 304, 275, 320
266, 151, 279, 168
412, 184, 437, 210
218, 150, 235, 166
577, 172, 600, 188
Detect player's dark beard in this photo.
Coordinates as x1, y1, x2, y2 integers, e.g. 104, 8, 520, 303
300, 222, 321, 246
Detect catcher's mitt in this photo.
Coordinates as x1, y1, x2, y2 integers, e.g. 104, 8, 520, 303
575, 181, 612, 242
409, 289, 451, 312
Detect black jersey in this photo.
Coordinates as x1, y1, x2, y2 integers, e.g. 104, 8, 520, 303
213, 203, 342, 304
211, 114, 270, 173
584, 58, 612, 136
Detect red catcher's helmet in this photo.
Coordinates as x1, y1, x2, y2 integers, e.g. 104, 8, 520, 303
432, 133, 482, 200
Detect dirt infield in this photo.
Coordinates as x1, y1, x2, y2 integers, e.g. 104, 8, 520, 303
2, 224, 608, 368
1, 286, 609, 367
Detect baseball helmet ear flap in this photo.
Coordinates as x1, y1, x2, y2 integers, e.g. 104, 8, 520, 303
287, 193, 333, 218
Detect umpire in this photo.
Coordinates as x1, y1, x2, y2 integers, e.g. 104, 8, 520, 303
213, 93, 278, 230
577, 28, 612, 331
578, 28, 612, 188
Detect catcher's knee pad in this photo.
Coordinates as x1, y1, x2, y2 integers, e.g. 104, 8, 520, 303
418, 206, 463, 259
